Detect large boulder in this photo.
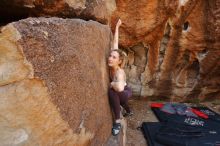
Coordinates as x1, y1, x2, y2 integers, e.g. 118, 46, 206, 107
0, 18, 112, 145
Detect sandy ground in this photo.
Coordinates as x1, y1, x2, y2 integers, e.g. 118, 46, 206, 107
125, 99, 220, 146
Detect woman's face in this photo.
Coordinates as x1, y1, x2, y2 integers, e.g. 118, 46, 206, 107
108, 51, 121, 67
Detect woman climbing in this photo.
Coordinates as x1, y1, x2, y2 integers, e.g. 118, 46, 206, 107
108, 19, 133, 136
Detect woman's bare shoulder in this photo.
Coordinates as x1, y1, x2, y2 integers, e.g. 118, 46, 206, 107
116, 68, 125, 74
115, 69, 126, 78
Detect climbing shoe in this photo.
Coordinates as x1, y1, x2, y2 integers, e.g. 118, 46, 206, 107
112, 123, 121, 136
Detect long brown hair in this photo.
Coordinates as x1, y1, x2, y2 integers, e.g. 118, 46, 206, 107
111, 49, 127, 68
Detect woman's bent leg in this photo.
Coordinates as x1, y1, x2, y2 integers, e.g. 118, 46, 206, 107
118, 86, 132, 113
108, 88, 121, 120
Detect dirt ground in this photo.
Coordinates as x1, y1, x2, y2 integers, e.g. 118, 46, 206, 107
125, 99, 220, 146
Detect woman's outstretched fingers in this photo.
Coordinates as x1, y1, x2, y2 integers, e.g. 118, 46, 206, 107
117, 19, 122, 27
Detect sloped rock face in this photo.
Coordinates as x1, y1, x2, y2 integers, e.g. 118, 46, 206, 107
111, 0, 178, 47
112, 0, 220, 100
0, 18, 112, 145
0, 0, 116, 24
165, 0, 220, 100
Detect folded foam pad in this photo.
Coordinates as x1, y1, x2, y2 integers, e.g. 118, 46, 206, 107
142, 121, 220, 146
151, 103, 209, 119
151, 106, 220, 130
141, 122, 165, 146
156, 122, 220, 146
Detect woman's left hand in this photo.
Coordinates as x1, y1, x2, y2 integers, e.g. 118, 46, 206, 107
116, 19, 122, 27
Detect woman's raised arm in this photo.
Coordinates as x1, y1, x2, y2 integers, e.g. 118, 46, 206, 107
112, 19, 122, 50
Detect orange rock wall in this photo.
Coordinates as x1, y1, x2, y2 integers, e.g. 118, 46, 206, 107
112, 0, 220, 100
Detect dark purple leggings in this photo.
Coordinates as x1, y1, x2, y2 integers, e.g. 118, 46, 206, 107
108, 86, 132, 120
